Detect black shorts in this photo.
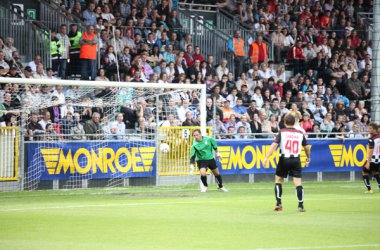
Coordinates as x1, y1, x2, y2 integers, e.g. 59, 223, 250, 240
276, 157, 302, 178
363, 162, 380, 174
197, 159, 218, 170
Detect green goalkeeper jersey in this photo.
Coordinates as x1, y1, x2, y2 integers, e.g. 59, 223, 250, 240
190, 136, 218, 164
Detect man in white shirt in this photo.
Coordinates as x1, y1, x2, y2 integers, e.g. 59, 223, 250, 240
56, 24, 71, 79
310, 97, 327, 124
235, 114, 252, 134
176, 99, 191, 123
28, 55, 42, 72
113, 113, 126, 138
33, 63, 47, 79
51, 85, 66, 104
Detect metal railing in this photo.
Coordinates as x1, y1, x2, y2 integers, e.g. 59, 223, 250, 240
216, 8, 274, 62
177, 9, 234, 73
178, 2, 219, 11
0, 5, 51, 66
357, 12, 373, 41
39, 0, 86, 32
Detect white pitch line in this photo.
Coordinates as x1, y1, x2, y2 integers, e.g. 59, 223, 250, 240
0, 184, 365, 199
0, 200, 225, 212
254, 243, 380, 250
1, 195, 379, 213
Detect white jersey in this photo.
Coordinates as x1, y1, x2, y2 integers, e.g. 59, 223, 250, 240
275, 128, 307, 158
368, 134, 380, 163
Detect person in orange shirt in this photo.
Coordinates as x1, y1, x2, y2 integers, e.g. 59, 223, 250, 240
80, 25, 98, 80
249, 35, 268, 65
227, 30, 245, 80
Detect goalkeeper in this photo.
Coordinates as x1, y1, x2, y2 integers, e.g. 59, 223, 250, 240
190, 129, 228, 192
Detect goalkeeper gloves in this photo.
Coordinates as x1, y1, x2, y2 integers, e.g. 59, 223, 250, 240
190, 164, 195, 174
216, 153, 222, 161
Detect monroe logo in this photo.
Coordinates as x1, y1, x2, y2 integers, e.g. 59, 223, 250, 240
40, 147, 156, 175
329, 144, 367, 167
217, 145, 310, 170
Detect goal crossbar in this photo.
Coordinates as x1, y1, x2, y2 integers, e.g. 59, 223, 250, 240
0, 78, 207, 90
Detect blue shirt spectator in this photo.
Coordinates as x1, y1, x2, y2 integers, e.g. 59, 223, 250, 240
233, 99, 248, 115
83, 3, 97, 26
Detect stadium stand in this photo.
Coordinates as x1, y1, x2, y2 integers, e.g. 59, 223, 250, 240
0, 0, 374, 140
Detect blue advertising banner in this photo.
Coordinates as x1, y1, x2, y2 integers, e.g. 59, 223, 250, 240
27, 139, 368, 180
217, 139, 368, 175
27, 142, 156, 180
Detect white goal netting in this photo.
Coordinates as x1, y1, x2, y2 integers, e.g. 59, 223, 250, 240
0, 78, 206, 190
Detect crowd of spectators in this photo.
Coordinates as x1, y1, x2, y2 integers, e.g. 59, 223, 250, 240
0, 0, 375, 140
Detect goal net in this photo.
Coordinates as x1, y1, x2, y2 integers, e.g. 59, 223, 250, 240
0, 77, 206, 190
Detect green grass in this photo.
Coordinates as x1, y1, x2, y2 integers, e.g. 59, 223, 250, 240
0, 181, 379, 250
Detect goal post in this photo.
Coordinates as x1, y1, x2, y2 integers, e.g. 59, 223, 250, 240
0, 77, 207, 190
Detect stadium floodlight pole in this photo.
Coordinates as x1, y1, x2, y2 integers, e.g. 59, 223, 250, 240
372, 0, 380, 123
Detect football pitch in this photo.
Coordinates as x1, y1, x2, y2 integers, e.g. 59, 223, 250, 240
0, 181, 379, 250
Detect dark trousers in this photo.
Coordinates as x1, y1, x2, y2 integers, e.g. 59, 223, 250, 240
68, 53, 81, 76
80, 59, 97, 80
234, 56, 245, 80
58, 59, 67, 79
293, 59, 304, 76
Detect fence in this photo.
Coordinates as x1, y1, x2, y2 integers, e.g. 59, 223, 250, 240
216, 8, 274, 62
39, 0, 86, 32
0, 4, 51, 66
0, 127, 19, 181
177, 9, 234, 73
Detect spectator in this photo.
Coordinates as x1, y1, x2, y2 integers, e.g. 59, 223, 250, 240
0, 50, 10, 76
5, 65, 21, 78
309, 124, 323, 138
27, 55, 42, 73
44, 123, 59, 141
55, 24, 70, 79
234, 125, 248, 139
182, 111, 199, 126
3, 37, 17, 63
221, 100, 235, 123
227, 30, 245, 80
176, 99, 191, 123
113, 113, 126, 137
249, 35, 269, 65
105, 124, 123, 140
251, 87, 264, 109
235, 114, 251, 133
207, 113, 227, 139
38, 110, 52, 130
60, 111, 75, 136
347, 123, 364, 138
33, 63, 47, 79
83, 3, 97, 26
271, 26, 286, 63
289, 40, 306, 76
67, 24, 82, 76
80, 25, 98, 81
84, 112, 103, 140
300, 112, 313, 133
27, 112, 45, 141
216, 59, 229, 81
232, 98, 247, 118
346, 72, 365, 100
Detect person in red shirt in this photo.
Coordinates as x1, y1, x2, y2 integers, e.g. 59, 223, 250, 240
289, 41, 305, 76
319, 10, 332, 29
193, 46, 205, 63
299, 7, 312, 21
348, 30, 361, 49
